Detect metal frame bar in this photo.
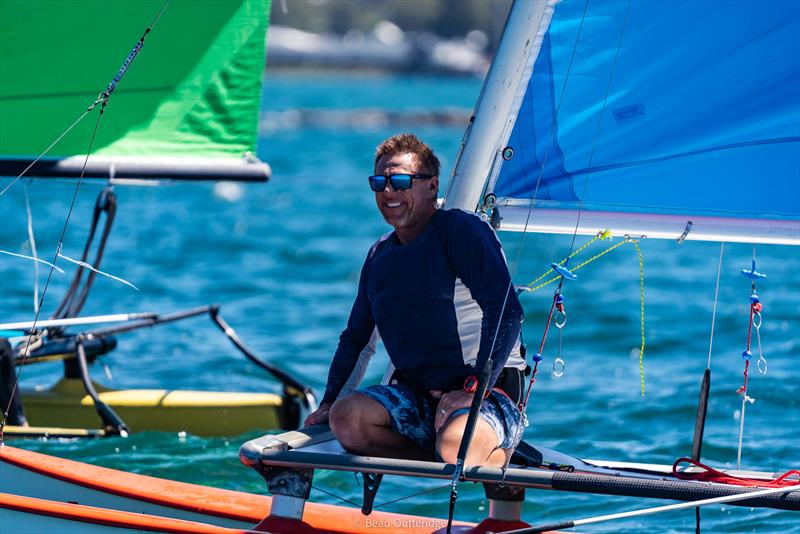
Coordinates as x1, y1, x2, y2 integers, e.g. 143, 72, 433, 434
494, 203, 800, 245
241, 431, 800, 512
0, 156, 270, 182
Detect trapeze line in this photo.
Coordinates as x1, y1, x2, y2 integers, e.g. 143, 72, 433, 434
57, 253, 140, 292
0, 250, 65, 274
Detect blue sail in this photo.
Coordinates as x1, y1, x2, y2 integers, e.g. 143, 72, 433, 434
490, 0, 800, 244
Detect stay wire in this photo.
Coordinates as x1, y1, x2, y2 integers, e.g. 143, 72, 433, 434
0, 108, 93, 197
374, 483, 451, 509
0, 0, 171, 439
312, 482, 451, 511
23, 185, 40, 314
0, 0, 168, 198
311, 485, 361, 508
2, 107, 106, 437
707, 243, 725, 369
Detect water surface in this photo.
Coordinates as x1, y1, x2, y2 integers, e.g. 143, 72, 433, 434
1, 72, 798, 533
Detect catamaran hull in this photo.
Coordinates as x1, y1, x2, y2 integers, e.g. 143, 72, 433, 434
20, 378, 286, 436
0, 445, 502, 533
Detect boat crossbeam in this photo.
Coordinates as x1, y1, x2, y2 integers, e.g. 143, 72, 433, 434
240, 427, 800, 520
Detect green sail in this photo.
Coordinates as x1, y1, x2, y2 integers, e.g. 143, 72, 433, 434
0, 0, 270, 181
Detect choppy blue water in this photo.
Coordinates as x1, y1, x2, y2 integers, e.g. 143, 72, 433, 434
1, 73, 798, 532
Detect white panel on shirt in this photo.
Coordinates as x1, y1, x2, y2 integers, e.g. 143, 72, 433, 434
338, 327, 380, 399
453, 277, 526, 369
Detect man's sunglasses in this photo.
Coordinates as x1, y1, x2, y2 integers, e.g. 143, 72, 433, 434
368, 173, 435, 192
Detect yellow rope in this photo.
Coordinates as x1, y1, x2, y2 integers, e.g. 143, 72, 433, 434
629, 238, 646, 396
525, 230, 616, 292
522, 230, 647, 396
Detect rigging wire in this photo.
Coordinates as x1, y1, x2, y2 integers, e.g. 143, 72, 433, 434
311, 485, 361, 509
693, 243, 725, 534
517, 0, 634, 411
506, 0, 591, 422
707, 243, 725, 369
0, 0, 171, 440
0, 251, 64, 274
56, 253, 140, 292
23, 185, 40, 314
374, 483, 451, 510
444, 5, 597, 527
2, 108, 106, 437
735, 245, 765, 470
312, 481, 451, 511
0, 108, 94, 197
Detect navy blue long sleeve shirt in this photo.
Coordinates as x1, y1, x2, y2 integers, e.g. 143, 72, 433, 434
322, 209, 523, 405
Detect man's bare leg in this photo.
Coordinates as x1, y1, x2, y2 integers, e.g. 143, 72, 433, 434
435, 415, 508, 467
329, 392, 432, 460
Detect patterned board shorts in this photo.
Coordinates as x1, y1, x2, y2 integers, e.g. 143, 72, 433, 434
357, 383, 524, 452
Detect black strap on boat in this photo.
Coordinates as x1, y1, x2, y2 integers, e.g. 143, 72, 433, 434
75, 334, 128, 436
83, 304, 316, 411
209, 307, 316, 407
52, 187, 117, 323
692, 368, 711, 461
691, 369, 712, 534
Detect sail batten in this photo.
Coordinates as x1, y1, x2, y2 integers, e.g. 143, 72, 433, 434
487, 0, 800, 245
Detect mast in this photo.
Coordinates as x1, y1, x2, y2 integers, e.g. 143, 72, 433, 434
443, 0, 557, 211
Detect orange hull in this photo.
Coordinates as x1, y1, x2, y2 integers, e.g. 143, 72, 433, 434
1, 446, 523, 533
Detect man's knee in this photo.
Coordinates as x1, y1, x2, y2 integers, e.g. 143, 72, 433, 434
436, 415, 499, 465
329, 394, 359, 428
329, 393, 381, 451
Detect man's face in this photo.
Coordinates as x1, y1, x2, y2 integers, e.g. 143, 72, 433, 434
374, 152, 438, 236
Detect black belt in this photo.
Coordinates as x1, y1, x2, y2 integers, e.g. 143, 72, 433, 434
389, 366, 526, 406
494, 366, 525, 406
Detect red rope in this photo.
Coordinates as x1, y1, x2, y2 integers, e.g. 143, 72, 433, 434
536, 294, 558, 355
736, 360, 750, 396
520, 293, 558, 410
737, 299, 760, 396
673, 457, 800, 487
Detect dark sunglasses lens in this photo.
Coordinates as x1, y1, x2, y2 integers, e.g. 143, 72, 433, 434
390, 174, 413, 190
368, 175, 386, 191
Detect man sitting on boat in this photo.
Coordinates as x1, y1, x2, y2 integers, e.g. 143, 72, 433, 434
304, 134, 526, 467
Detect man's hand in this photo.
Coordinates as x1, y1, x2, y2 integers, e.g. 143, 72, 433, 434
435, 390, 474, 431
304, 402, 332, 427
